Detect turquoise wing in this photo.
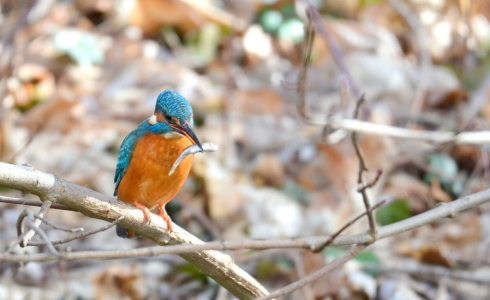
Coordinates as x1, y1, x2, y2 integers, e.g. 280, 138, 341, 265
114, 120, 150, 196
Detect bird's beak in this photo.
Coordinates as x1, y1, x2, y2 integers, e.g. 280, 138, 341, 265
171, 121, 203, 151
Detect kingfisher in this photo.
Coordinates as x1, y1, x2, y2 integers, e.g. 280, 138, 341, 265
114, 90, 202, 238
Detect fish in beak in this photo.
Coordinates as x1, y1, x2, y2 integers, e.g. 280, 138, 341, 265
170, 121, 203, 151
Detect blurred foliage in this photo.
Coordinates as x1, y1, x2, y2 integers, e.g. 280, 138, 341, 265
256, 258, 292, 280
54, 30, 104, 66
173, 263, 209, 284
375, 199, 411, 226
258, 3, 304, 43
425, 153, 466, 196
323, 248, 381, 276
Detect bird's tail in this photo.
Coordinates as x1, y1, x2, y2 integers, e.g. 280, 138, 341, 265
116, 225, 141, 239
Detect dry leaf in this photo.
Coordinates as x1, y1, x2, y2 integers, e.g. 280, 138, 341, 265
253, 154, 285, 187
396, 242, 456, 268
430, 177, 453, 203
92, 264, 146, 300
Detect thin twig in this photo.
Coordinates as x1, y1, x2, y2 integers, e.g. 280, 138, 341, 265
352, 96, 368, 176
33, 214, 84, 233
358, 169, 383, 192
28, 216, 124, 247
351, 97, 378, 238
297, 14, 315, 119
307, 116, 490, 145
311, 200, 386, 253
0, 196, 75, 211
256, 245, 367, 300
21, 200, 52, 247
304, 3, 360, 96
11, 209, 59, 255
26, 217, 60, 255
6, 210, 30, 253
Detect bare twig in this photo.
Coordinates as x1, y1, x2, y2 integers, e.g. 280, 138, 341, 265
351, 97, 378, 238
308, 116, 490, 145
256, 245, 367, 300
11, 209, 59, 255
6, 210, 29, 253
25, 219, 60, 255
297, 14, 315, 119
311, 200, 386, 253
304, 4, 360, 96
0, 196, 74, 211
20, 200, 52, 247
32, 214, 84, 233
28, 216, 124, 247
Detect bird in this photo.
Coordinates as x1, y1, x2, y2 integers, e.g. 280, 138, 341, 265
114, 90, 202, 238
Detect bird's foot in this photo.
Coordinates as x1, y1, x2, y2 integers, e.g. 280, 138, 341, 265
133, 200, 151, 222
158, 204, 174, 232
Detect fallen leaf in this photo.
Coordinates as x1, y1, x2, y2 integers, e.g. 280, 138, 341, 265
430, 177, 453, 202
92, 264, 146, 300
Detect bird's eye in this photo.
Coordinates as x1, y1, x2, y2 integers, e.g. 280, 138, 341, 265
165, 115, 172, 122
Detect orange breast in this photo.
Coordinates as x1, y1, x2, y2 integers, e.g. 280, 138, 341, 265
117, 132, 194, 209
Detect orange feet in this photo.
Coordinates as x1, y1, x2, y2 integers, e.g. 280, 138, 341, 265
133, 200, 151, 221
158, 203, 174, 232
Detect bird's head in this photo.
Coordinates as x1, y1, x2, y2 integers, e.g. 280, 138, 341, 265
149, 90, 202, 150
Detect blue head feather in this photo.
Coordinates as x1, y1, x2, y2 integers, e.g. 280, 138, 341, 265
155, 90, 193, 125
114, 90, 195, 196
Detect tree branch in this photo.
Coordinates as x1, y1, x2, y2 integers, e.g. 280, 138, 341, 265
308, 117, 490, 145
1, 162, 489, 260
0, 196, 74, 211
28, 216, 123, 247
351, 96, 378, 238
0, 162, 268, 300
2, 163, 490, 298
19, 199, 52, 247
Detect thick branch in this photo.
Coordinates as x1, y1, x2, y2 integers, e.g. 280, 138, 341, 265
1, 164, 489, 260
0, 162, 268, 300
2, 163, 490, 298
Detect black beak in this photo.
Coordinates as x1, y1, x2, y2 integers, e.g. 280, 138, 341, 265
171, 121, 203, 151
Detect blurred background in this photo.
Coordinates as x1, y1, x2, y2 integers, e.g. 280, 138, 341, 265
1, 0, 490, 299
